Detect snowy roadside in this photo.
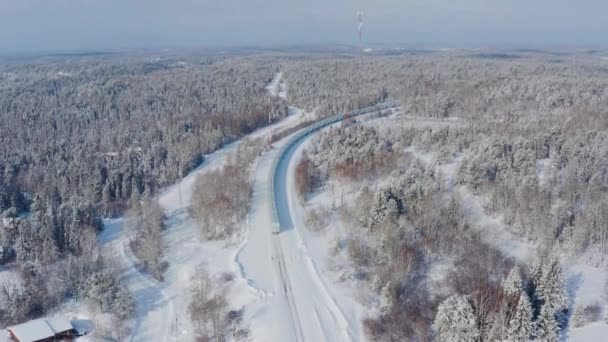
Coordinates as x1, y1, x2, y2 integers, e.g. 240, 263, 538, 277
114, 109, 310, 342
285, 128, 372, 341
46, 72, 310, 341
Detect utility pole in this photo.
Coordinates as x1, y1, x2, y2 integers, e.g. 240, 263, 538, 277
268, 89, 273, 125
178, 161, 183, 211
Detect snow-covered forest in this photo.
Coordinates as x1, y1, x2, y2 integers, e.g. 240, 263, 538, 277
1, 50, 608, 341
291, 52, 608, 341
0, 55, 287, 333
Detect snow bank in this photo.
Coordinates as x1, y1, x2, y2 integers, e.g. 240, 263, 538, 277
570, 322, 608, 341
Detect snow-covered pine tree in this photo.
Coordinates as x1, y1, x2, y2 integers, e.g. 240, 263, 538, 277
538, 258, 569, 314
530, 261, 544, 292
536, 304, 559, 342
379, 282, 393, 314
111, 286, 135, 320
368, 187, 399, 229
507, 292, 534, 341
433, 294, 480, 342
528, 260, 545, 316
503, 265, 524, 299
85, 270, 117, 311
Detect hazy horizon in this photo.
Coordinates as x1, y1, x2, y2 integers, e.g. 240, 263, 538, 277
1, 0, 607, 53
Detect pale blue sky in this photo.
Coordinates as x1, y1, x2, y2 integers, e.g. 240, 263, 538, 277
0, 0, 606, 52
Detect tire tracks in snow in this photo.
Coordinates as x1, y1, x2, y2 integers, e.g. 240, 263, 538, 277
273, 127, 352, 342
100, 219, 174, 342
272, 233, 306, 342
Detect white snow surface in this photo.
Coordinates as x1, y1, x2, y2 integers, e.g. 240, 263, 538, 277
536, 158, 557, 188
455, 187, 537, 263
238, 108, 401, 341
286, 129, 374, 341
0, 330, 8, 342
7, 318, 56, 342
48, 99, 304, 341
266, 72, 288, 100
570, 321, 608, 341
565, 262, 608, 341
0, 267, 20, 288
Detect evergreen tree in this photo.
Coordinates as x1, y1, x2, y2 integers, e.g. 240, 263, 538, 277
536, 305, 559, 342
503, 265, 524, 299
111, 286, 134, 321
102, 182, 113, 215
538, 258, 569, 315
85, 271, 116, 311
379, 282, 393, 314
433, 294, 480, 342
528, 260, 545, 317
368, 188, 399, 229
131, 180, 141, 201
530, 261, 544, 291
507, 292, 534, 342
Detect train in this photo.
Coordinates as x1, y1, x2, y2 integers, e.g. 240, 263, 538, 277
270, 100, 401, 234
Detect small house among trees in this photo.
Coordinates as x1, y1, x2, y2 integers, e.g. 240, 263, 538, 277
6, 317, 75, 342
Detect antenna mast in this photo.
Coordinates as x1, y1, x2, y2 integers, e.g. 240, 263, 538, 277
357, 11, 364, 64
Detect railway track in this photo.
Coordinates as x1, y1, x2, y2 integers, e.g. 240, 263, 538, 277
268, 101, 400, 341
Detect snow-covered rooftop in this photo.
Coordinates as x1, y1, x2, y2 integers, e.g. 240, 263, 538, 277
8, 320, 55, 342
7, 316, 73, 342
46, 317, 73, 334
